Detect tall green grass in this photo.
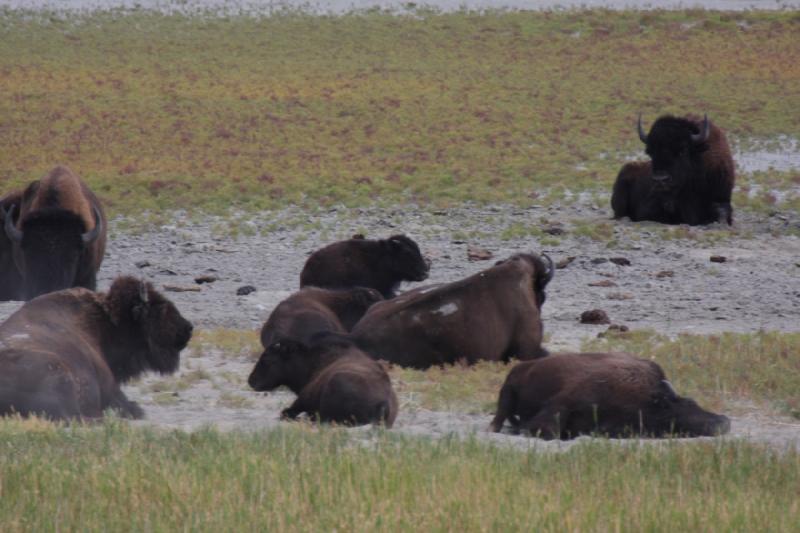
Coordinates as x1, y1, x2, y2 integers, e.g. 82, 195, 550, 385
0, 10, 798, 214
0, 419, 798, 531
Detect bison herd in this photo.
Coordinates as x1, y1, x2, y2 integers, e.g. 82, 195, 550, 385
0, 113, 736, 440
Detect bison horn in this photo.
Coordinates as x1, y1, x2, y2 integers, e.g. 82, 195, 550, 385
690, 114, 710, 144
637, 113, 648, 144
81, 206, 103, 244
139, 278, 149, 304
3, 205, 23, 243
542, 253, 555, 285
661, 380, 679, 399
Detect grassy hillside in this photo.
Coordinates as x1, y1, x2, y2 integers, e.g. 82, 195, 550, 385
0, 9, 798, 214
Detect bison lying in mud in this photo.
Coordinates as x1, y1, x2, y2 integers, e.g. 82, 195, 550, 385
260, 286, 383, 349
611, 114, 735, 225
350, 252, 554, 369
0, 277, 193, 421
300, 234, 430, 298
248, 334, 398, 427
0, 191, 24, 301
490, 352, 730, 439
3, 166, 107, 300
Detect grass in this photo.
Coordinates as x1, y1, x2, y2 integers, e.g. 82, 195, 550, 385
0, 9, 798, 215
0, 418, 798, 531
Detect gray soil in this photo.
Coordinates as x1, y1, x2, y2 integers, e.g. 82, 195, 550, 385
2, 186, 798, 450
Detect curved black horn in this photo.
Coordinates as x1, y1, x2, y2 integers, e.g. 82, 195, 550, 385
690, 114, 710, 144
81, 206, 103, 244
542, 253, 555, 285
3, 205, 23, 243
661, 380, 679, 399
637, 113, 648, 144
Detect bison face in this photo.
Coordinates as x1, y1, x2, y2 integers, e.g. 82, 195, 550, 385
385, 235, 430, 282
638, 114, 711, 193
248, 340, 315, 393
139, 288, 194, 374
645, 380, 730, 437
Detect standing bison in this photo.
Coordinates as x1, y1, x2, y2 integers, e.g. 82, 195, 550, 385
260, 286, 383, 349
4, 166, 107, 300
490, 352, 730, 439
0, 277, 193, 421
611, 114, 735, 225
350, 252, 554, 369
0, 191, 23, 301
248, 333, 398, 427
300, 234, 430, 298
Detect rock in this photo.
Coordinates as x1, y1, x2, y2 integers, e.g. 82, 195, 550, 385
135, 260, 151, 269
351, 233, 365, 240
607, 292, 634, 301
163, 284, 201, 293
236, 285, 257, 296
544, 226, 565, 236
609, 257, 631, 266
556, 256, 576, 269
194, 275, 218, 284
158, 269, 178, 276
590, 258, 608, 265
467, 245, 493, 261
655, 270, 674, 279
710, 255, 727, 263
589, 280, 617, 287
597, 324, 630, 338
580, 309, 610, 325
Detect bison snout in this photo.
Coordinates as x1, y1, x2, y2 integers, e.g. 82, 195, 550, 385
712, 415, 731, 436
175, 322, 193, 349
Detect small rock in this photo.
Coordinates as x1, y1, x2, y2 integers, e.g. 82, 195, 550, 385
556, 256, 576, 269
590, 258, 608, 265
589, 280, 617, 287
135, 260, 151, 269
467, 245, 493, 262
236, 285, 257, 296
194, 275, 218, 285
656, 270, 674, 279
597, 324, 630, 338
544, 226, 565, 236
351, 233, 366, 240
609, 257, 631, 266
580, 309, 610, 325
163, 284, 201, 293
452, 240, 466, 245
158, 269, 178, 276
710, 255, 727, 263
607, 292, 634, 301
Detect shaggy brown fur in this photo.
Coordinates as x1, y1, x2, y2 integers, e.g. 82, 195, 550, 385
490, 352, 730, 439
299, 234, 430, 298
0, 277, 193, 421
0, 191, 23, 301
5, 166, 107, 299
612, 114, 735, 225
350, 252, 554, 369
248, 334, 398, 427
260, 286, 383, 349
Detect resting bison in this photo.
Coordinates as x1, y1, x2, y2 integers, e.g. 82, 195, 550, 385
4, 166, 107, 300
260, 286, 383, 349
0, 277, 193, 421
248, 334, 398, 427
300, 234, 430, 298
0, 191, 23, 301
490, 352, 730, 439
350, 252, 554, 369
611, 114, 735, 225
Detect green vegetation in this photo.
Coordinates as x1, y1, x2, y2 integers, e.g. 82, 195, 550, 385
0, 10, 798, 215
0, 419, 797, 531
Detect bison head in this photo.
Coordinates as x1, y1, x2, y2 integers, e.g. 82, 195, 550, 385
637, 114, 711, 191
382, 235, 430, 283
4, 205, 103, 300
643, 380, 730, 437
496, 252, 554, 307
103, 277, 193, 383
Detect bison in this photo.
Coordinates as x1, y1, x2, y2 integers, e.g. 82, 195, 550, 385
248, 333, 398, 427
0, 277, 193, 421
260, 286, 383, 349
3, 166, 107, 300
350, 252, 554, 369
490, 352, 730, 439
299, 234, 430, 298
611, 114, 735, 225
0, 191, 24, 301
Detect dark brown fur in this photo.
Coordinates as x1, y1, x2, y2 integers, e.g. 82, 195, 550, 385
350, 253, 554, 369
260, 286, 383, 349
0, 191, 23, 301
490, 352, 730, 439
299, 234, 430, 298
0, 277, 193, 421
5, 166, 107, 300
248, 335, 398, 427
612, 115, 735, 225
